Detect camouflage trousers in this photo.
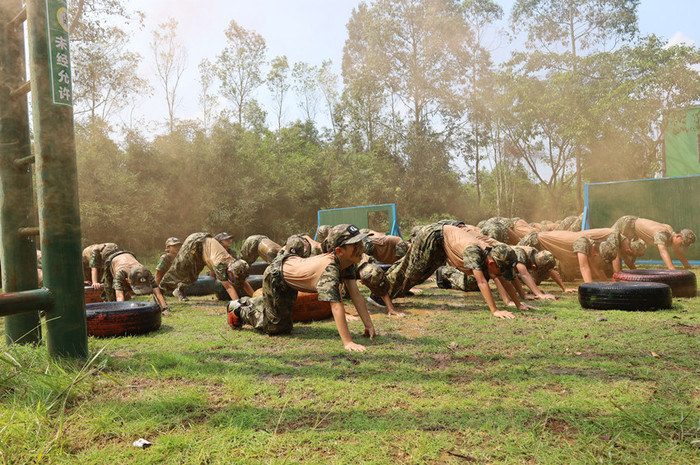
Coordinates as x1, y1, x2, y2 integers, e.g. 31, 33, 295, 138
517, 232, 540, 249
612, 215, 638, 239
240, 235, 280, 264
440, 266, 479, 292
237, 253, 297, 335
385, 223, 446, 299
159, 232, 211, 295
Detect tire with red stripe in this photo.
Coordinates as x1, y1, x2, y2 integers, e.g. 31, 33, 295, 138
86, 301, 161, 337
613, 269, 696, 298
292, 292, 332, 322
84, 286, 103, 304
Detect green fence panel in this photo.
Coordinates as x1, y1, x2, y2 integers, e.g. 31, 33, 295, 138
584, 175, 700, 262
317, 204, 401, 238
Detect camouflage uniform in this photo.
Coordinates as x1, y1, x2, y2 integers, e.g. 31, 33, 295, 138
102, 251, 156, 301
82, 242, 119, 282
284, 234, 312, 258
156, 253, 174, 276
159, 232, 245, 296
436, 265, 479, 292
384, 223, 446, 299
240, 235, 281, 264
517, 232, 541, 249
612, 215, 638, 240
234, 252, 357, 335
555, 216, 578, 231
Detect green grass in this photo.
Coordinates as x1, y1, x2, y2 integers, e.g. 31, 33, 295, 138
1, 273, 699, 464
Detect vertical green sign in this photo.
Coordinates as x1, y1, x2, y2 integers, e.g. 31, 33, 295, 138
45, 0, 72, 106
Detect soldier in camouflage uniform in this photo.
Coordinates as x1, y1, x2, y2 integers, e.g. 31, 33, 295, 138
155, 237, 182, 285
518, 230, 618, 282
215, 232, 238, 258
357, 262, 404, 317
103, 251, 170, 313
385, 223, 527, 318
612, 215, 695, 269
159, 232, 251, 301
228, 224, 376, 352
82, 242, 119, 288
239, 234, 282, 264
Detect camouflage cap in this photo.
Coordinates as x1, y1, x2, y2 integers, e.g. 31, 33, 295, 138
629, 238, 647, 257
128, 265, 153, 295
326, 224, 371, 251
533, 250, 556, 272
214, 232, 233, 242
598, 240, 618, 264
480, 222, 509, 243
395, 240, 408, 259
489, 244, 517, 281
679, 229, 696, 247
316, 225, 332, 243
358, 262, 389, 296
285, 235, 311, 257
226, 259, 250, 284
476, 220, 487, 229
165, 237, 182, 247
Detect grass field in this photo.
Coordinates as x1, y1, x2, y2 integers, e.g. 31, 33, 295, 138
1, 272, 698, 464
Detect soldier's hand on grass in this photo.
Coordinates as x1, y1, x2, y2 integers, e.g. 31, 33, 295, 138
564, 288, 577, 293
345, 342, 366, 352
493, 310, 515, 319
524, 294, 538, 300
518, 303, 538, 311
363, 326, 376, 339
537, 293, 557, 300
388, 309, 406, 318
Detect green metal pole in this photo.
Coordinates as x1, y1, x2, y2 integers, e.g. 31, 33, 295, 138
26, 0, 87, 358
0, 0, 42, 345
0, 287, 54, 317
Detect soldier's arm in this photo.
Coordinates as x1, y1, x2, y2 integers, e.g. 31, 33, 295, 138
577, 253, 594, 283
497, 277, 538, 311
344, 279, 375, 338
330, 301, 366, 352
155, 269, 165, 286
671, 242, 692, 269
380, 294, 404, 317
516, 263, 555, 299
656, 244, 675, 269
91, 268, 100, 288
473, 269, 514, 319
548, 270, 576, 292
220, 280, 240, 300
152, 288, 169, 312
115, 290, 126, 302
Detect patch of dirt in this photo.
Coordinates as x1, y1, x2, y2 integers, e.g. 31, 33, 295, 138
673, 323, 699, 336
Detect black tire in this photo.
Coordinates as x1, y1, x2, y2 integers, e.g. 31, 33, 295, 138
250, 261, 269, 275
184, 276, 219, 296
86, 301, 161, 337
215, 274, 263, 301
578, 282, 672, 311
613, 269, 697, 298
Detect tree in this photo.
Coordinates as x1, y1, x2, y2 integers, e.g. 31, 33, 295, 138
69, 0, 149, 124
151, 18, 188, 133
457, 0, 503, 206
198, 58, 218, 133
266, 56, 290, 131
292, 61, 320, 124
511, 0, 640, 210
215, 20, 267, 127
318, 60, 340, 136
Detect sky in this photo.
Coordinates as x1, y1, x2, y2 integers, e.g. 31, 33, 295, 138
120, 0, 700, 132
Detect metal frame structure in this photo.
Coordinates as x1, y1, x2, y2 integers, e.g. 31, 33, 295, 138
0, 0, 87, 358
